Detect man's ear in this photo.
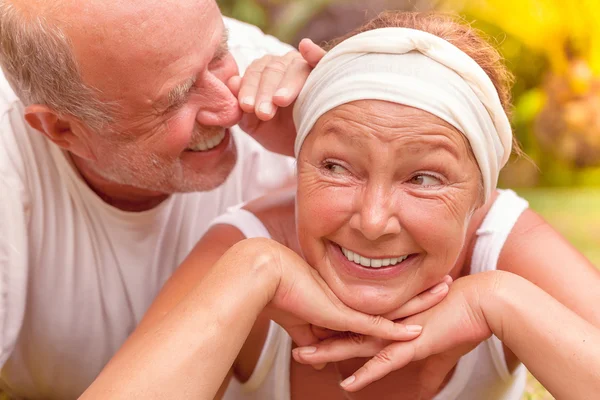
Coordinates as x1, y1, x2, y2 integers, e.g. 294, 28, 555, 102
24, 104, 96, 161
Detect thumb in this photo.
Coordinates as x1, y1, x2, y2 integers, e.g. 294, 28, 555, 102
227, 75, 242, 98
287, 324, 319, 347
299, 38, 326, 68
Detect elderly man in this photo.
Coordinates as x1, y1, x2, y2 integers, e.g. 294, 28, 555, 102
0, 0, 326, 398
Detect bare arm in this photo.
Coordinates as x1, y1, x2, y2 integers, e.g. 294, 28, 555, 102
293, 271, 600, 399
82, 230, 415, 399
81, 238, 280, 400
484, 272, 600, 400
499, 209, 600, 325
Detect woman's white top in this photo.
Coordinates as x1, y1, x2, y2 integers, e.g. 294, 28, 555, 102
215, 189, 529, 400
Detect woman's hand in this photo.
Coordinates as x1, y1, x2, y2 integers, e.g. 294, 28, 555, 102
227, 39, 326, 156
259, 238, 428, 347
292, 273, 497, 391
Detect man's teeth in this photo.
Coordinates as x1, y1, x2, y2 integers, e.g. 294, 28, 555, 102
341, 247, 409, 268
187, 131, 226, 152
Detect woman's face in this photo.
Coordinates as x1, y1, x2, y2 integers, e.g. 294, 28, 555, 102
296, 100, 482, 315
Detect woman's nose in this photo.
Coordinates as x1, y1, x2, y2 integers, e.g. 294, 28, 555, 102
195, 73, 242, 128
349, 187, 402, 241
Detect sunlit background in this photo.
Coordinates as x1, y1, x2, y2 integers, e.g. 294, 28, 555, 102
219, 0, 600, 398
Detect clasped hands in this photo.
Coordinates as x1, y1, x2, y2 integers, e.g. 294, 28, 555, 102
236, 239, 495, 394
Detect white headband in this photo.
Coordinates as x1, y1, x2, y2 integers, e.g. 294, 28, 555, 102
293, 27, 512, 201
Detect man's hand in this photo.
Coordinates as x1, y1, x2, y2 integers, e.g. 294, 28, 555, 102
291, 274, 496, 392
227, 39, 326, 156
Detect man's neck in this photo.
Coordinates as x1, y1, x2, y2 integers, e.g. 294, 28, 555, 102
70, 154, 169, 212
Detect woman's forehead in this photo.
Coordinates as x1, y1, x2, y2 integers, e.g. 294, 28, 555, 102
311, 100, 469, 151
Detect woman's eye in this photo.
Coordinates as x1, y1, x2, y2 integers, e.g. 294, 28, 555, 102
323, 162, 348, 175
409, 174, 442, 186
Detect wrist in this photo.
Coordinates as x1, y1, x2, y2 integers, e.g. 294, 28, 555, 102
477, 270, 521, 342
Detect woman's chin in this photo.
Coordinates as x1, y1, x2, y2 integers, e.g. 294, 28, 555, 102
334, 285, 408, 316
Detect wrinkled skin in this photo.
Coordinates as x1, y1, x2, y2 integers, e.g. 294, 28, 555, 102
296, 100, 482, 316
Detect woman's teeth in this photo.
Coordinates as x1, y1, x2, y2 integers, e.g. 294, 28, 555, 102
341, 247, 409, 268
187, 130, 226, 152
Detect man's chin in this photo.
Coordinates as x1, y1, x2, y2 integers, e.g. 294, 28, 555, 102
176, 158, 237, 193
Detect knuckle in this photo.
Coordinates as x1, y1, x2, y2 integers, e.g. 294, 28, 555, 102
248, 56, 270, 69
263, 61, 287, 75
373, 348, 395, 364
291, 57, 309, 68
369, 314, 385, 327
242, 69, 263, 81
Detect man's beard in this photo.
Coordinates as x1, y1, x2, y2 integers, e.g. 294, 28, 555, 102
93, 124, 236, 194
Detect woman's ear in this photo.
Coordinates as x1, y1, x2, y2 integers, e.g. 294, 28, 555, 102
24, 104, 97, 161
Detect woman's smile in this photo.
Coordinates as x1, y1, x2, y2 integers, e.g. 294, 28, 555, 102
326, 241, 420, 280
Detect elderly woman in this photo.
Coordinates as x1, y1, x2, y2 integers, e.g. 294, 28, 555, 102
83, 12, 600, 400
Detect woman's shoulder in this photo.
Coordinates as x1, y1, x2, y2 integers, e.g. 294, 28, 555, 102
243, 185, 301, 254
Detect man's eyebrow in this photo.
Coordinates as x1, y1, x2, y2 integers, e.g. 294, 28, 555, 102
166, 76, 197, 111
213, 28, 230, 60
162, 29, 230, 112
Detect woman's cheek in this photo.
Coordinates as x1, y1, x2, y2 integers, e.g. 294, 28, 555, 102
400, 197, 466, 258
298, 184, 357, 236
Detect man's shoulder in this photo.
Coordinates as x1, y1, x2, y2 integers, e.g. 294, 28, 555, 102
223, 17, 294, 73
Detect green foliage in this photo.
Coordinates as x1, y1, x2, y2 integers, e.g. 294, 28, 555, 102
219, 0, 600, 184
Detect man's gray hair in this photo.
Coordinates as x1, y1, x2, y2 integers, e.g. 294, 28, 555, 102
0, 2, 113, 130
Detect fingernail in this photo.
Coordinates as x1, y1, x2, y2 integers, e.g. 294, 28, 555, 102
444, 275, 454, 285
340, 375, 355, 388
258, 102, 272, 115
406, 325, 423, 333
314, 363, 327, 370
274, 88, 289, 98
296, 346, 317, 355
241, 97, 254, 107
430, 282, 448, 294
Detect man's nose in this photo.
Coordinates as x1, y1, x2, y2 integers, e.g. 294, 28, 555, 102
349, 185, 401, 241
195, 73, 242, 127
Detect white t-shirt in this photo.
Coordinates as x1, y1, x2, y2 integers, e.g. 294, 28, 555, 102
0, 18, 295, 400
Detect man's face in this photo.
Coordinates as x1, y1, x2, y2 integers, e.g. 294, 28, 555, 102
66, 0, 242, 193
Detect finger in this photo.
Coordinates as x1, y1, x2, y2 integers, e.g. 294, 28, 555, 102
384, 279, 451, 321
273, 57, 311, 108
444, 275, 454, 286
311, 326, 338, 341
319, 306, 422, 342
227, 75, 242, 98
254, 52, 299, 121
299, 38, 326, 68
238, 56, 271, 113
293, 334, 387, 365
340, 342, 416, 392
313, 363, 327, 371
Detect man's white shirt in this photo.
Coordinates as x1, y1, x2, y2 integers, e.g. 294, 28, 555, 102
0, 18, 295, 399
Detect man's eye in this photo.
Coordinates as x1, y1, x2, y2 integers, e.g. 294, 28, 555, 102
409, 174, 442, 186
209, 49, 229, 67
323, 162, 348, 175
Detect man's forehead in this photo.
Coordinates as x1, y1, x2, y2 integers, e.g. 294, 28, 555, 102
17, 0, 216, 33
43, 0, 223, 112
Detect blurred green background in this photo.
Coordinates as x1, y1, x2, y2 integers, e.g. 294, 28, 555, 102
219, 0, 600, 398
